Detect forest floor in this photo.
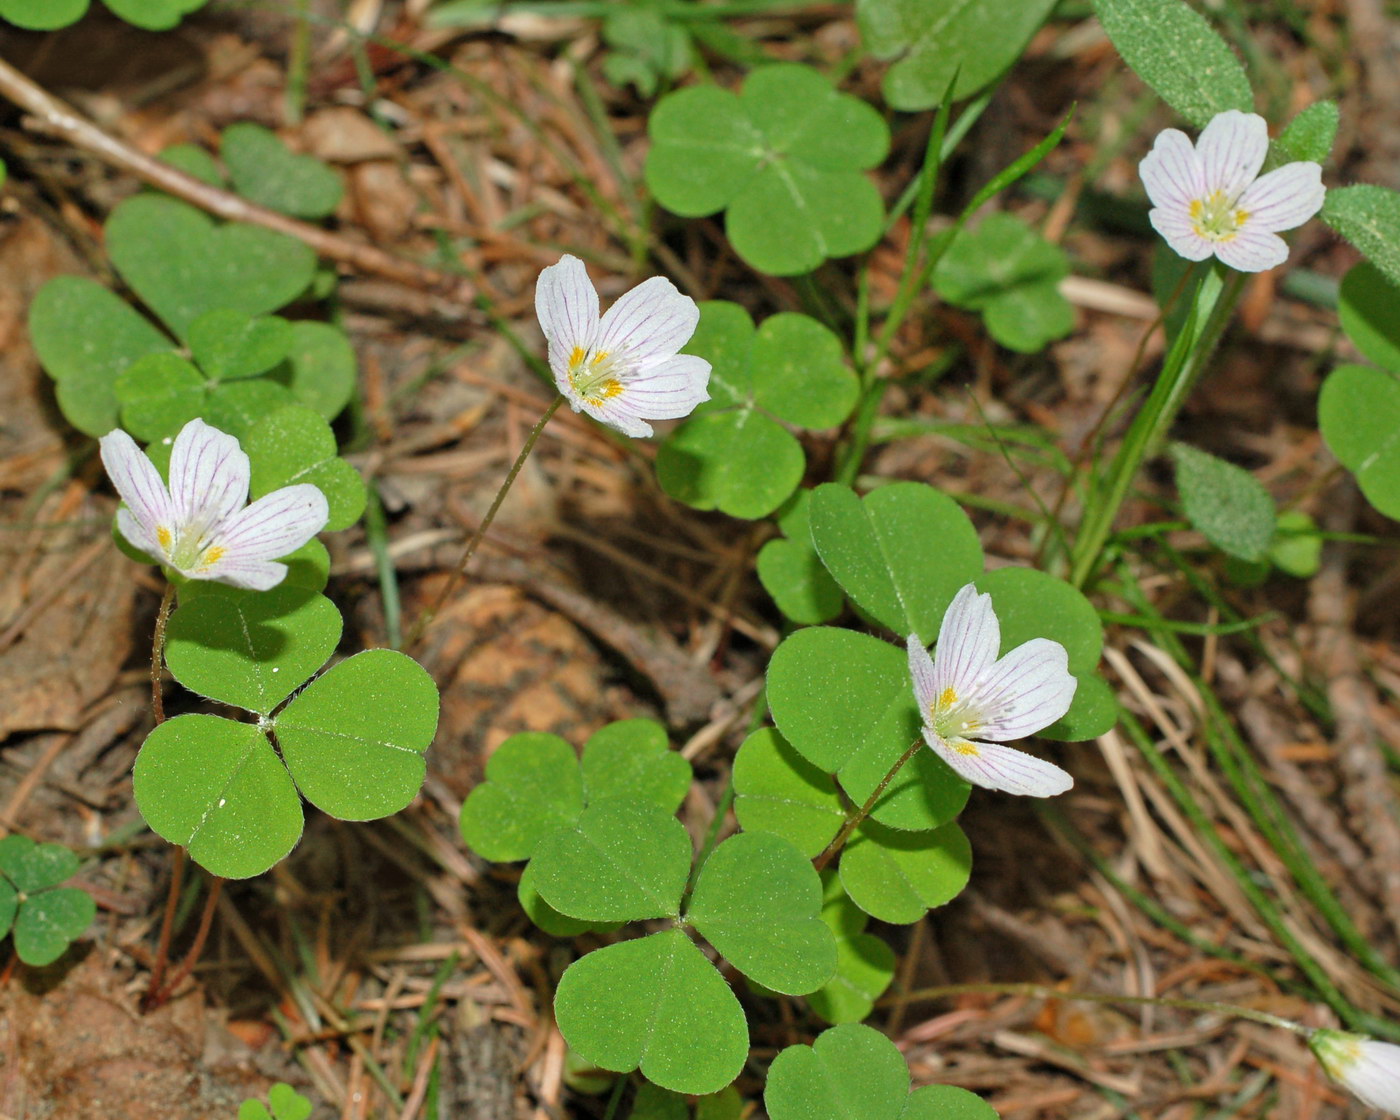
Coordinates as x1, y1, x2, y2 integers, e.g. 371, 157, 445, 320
0, 1, 1397, 1117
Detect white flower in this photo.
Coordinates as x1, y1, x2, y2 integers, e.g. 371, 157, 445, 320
907, 584, 1077, 797
1310, 1030, 1400, 1114
535, 254, 711, 438
1140, 109, 1325, 272
100, 418, 329, 591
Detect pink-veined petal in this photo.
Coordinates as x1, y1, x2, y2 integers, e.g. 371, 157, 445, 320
1149, 207, 1215, 261
965, 637, 1077, 741
922, 729, 1073, 797
1214, 227, 1289, 272
209, 483, 328, 565
1139, 128, 1204, 210
167, 418, 249, 530
932, 584, 1000, 700
907, 634, 938, 716
1237, 161, 1325, 232
116, 507, 165, 565
100, 428, 173, 541
594, 276, 700, 366
1197, 110, 1269, 201
196, 556, 289, 591
1311, 1033, 1400, 1114
617, 354, 711, 420
581, 395, 654, 438
536, 254, 600, 355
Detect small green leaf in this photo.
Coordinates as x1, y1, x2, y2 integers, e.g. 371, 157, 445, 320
807, 930, 896, 1026
1170, 443, 1277, 562
1319, 364, 1400, 519
839, 821, 972, 925
0, 834, 80, 892
732, 728, 845, 858
271, 321, 358, 420
655, 409, 805, 520
165, 586, 342, 714
934, 214, 1073, 354
767, 627, 969, 832
1269, 509, 1322, 579
1339, 261, 1400, 373
274, 649, 439, 821
757, 538, 845, 625
245, 405, 367, 531
29, 275, 173, 437
902, 1085, 999, 1120
133, 714, 304, 879
103, 0, 204, 29
750, 313, 859, 429
280, 538, 331, 592
808, 482, 984, 641
857, 0, 1058, 108
630, 1082, 689, 1120
105, 194, 316, 340
531, 798, 691, 922
188, 309, 293, 381
222, 122, 344, 220
460, 733, 583, 862
1094, 0, 1252, 128
555, 929, 747, 1094
266, 1083, 314, 1120
1322, 185, 1400, 288
0, 0, 87, 29
13, 887, 96, 966
764, 1023, 909, 1120
1274, 101, 1339, 166
687, 831, 837, 995
819, 869, 870, 940
159, 143, 224, 189
518, 863, 610, 937
696, 1087, 744, 1120
581, 720, 690, 815
115, 353, 207, 441
645, 64, 888, 275
1045, 674, 1118, 742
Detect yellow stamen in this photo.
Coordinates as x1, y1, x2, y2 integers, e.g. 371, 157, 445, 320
1189, 189, 1249, 242
952, 740, 981, 757
156, 526, 172, 550
198, 546, 225, 570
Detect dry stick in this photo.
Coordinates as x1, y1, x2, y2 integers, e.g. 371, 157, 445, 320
813, 738, 924, 872
404, 394, 564, 650
0, 56, 469, 299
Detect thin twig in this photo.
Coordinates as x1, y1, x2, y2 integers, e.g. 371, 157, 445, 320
0, 55, 470, 298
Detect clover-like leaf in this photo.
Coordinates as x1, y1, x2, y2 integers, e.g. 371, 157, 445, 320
222, 122, 344, 220
581, 719, 691, 815
765, 1023, 909, 1120
29, 275, 174, 437
656, 410, 804, 520
115, 353, 209, 440
902, 1086, 999, 1120
245, 405, 367, 530
974, 566, 1113, 741
0, 834, 80, 893
518, 863, 614, 938
839, 820, 972, 925
807, 929, 896, 1026
1094, 0, 1252, 129
274, 649, 439, 821
631, 1082, 689, 1120
188, 309, 294, 382
164, 586, 342, 714
159, 142, 225, 188
646, 64, 888, 276
1269, 509, 1322, 579
279, 538, 331, 592
271, 321, 358, 420
857, 0, 1058, 108
732, 728, 845, 858
1170, 443, 1277, 563
934, 214, 1073, 354
0, 880, 14, 941
1319, 364, 1400, 520
687, 831, 836, 995
696, 1088, 744, 1120
460, 733, 584, 862
103, 0, 207, 30
1339, 262, 1400, 374
531, 798, 691, 923
1323, 185, 1400, 289
13, 887, 97, 967
808, 482, 984, 641
768, 627, 969, 832
758, 490, 844, 625
239, 1083, 315, 1120
134, 714, 304, 879
555, 929, 748, 1095
105, 195, 317, 341
0, 0, 87, 28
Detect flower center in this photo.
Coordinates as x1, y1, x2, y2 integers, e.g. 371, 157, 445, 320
931, 685, 983, 743
168, 519, 225, 573
567, 345, 628, 405
1189, 189, 1250, 242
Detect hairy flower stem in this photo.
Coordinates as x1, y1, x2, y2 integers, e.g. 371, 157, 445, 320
150, 582, 175, 725
814, 738, 923, 871
405, 394, 564, 649
887, 981, 1306, 1034
144, 876, 225, 1012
